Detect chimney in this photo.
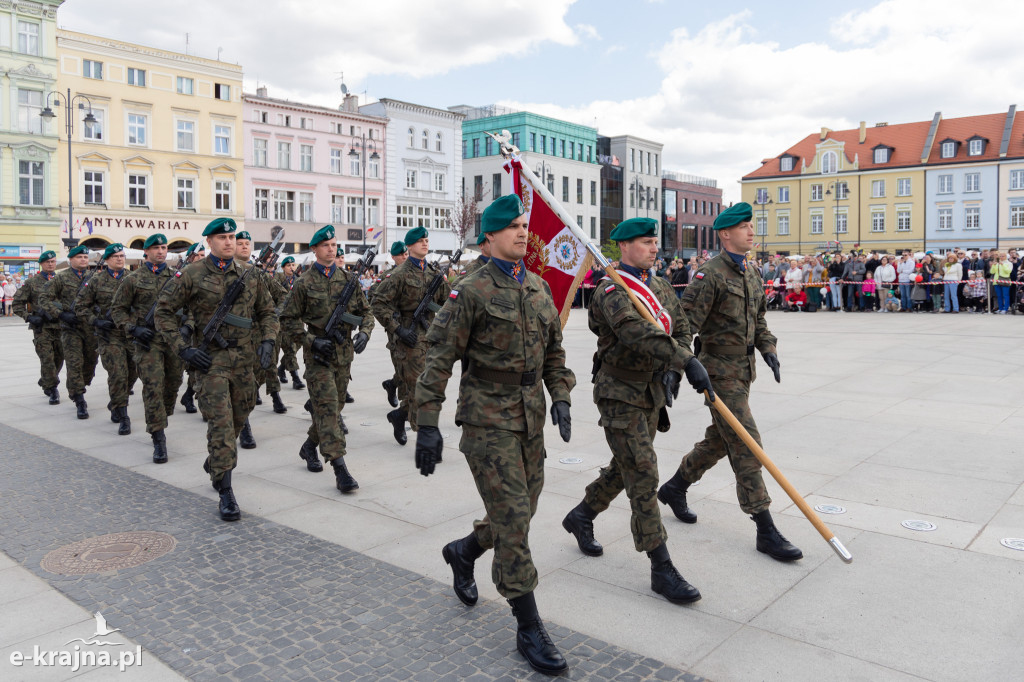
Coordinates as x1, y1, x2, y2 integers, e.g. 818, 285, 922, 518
342, 93, 359, 113
256, 85, 267, 98
820, 127, 832, 141
859, 121, 867, 144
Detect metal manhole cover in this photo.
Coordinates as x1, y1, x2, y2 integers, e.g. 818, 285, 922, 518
558, 457, 583, 464
1000, 538, 1024, 551
901, 520, 937, 532
41, 531, 176, 575
814, 504, 847, 514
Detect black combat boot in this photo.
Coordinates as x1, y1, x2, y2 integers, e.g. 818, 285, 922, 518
442, 533, 485, 606
179, 387, 197, 414
290, 371, 305, 390
648, 543, 701, 604
561, 501, 603, 556
278, 365, 288, 384
345, 390, 354, 404
213, 470, 241, 522
382, 378, 398, 407
118, 407, 131, 436
386, 408, 407, 445
254, 389, 263, 406
331, 457, 359, 493
508, 592, 569, 676
271, 391, 287, 414
658, 470, 697, 523
73, 394, 89, 419
47, 387, 60, 405
109, 404, 120, 423
239, 419, 256, 449
751, 510, 803, 561
151, 430, 168, 464
299, 438, 322, 472
338, 413, 348, 434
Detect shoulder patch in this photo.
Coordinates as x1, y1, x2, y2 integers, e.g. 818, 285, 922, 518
175, 271, 183, 278
604, 284, 616, 293
694, 272, 704, 280
449, 290, 459, 299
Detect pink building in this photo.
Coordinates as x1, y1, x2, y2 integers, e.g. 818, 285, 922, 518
243, 87, 387, 253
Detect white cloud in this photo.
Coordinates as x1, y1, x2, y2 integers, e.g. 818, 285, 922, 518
605, 44, 624, 56
575, 23, 601, 41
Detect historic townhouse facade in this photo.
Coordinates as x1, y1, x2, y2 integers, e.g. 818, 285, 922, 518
661, 171, 722, 258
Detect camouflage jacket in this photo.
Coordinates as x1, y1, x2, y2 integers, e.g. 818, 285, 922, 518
416, 261, 575, 437
38, 267, 91, 332
153, 257, 278, 372
109, 264, 178, 347
77, 267, 129, 340
278, 264, 374, 366
256, 268, 288, 306
453, 256, 488, 286
13, 271, 59, 331
682, 252, 777, 381
370, 258, 450, 334
275, 271, 298, 292
589, 272, 694, 409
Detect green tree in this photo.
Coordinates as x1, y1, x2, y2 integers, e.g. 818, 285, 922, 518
600, 241, 620, 262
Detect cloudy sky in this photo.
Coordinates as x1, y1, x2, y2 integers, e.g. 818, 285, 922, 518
59, 0, 1022, 203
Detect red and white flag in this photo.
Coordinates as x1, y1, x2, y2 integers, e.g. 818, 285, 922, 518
505, 157, 593, 327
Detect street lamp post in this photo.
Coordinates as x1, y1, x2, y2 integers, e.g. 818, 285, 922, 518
756, 194, 773, 260
40, 89, 97, 252
349, 134, 380, 248
826, 181, 844, 253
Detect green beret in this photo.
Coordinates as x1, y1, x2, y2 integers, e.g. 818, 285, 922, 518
610, 217, 658, 242
38, 250, 56, 263
281, 256, 295, 266
390, 241, 408, 257
202, 217, 237, 236
102, 243, 125, 260
476, 230, 487, 246
404, 226, 428, 245
310, 224, 335, 247
143, 233, 167, 249
67, 245, 89, 258
714, 202, 753, 230
235, 231, 252, 241
185, 242, 205, 257
336, 245, 344, 257
481, 194, 525, 234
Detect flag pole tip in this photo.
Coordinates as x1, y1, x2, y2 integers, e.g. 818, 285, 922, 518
829, 537, 853, 563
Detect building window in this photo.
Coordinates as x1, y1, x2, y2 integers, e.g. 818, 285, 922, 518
1010, 170, 1024, 190
472, 139, 480, 157
214, 84, 230, 101
871, 180, 885, 198
215, 180, 231, 211
278, 114, 291, 127
253, 138, 268, 167
941, 141, 956, 158
569, 141, 575, 161
541, 135, 547, 155
811, 184, 822, 201
821, 151, 837, 174
938, 207, 953, 230
755, 217, 766, 236
176, 177, 195, 210
176, 120, 195, 152
215, 125, 231, 155
473, 175, 483, 201
755, 188, 768, 205
346, 197, 363, 225
588, 146, 593, 163
407, 127, 415, 147
577, 178, 584, 204
369, 157, 379, 178
253, 188, 269, 219
128, 175, 148, 207
349, 152, 360, 176
330, 148, 342, 174
780, 156, 793, 172
968, 139, 983, 156
873, 147, 890, 164
18, 90, 43, 134
277, 142, 291, 169
938, 174, 953, 194
485, 137, 493, 156
369, 199, 381, 226
493, 173, 502, 199
273, 190, 295, 221
562, 176, 569, 202
835, 211, 848, 234
330, 196, 344, 223
416, 206, 431, 229
777, 215, 789, 235
1010, 205, 1024, 228
435, 173, 445, 192
299, 193, 313, 222
126, 113, 147, 146
810, 214, 823, 234
422, 129, 429, 150
84, 60, 103, 79
871, 209, 885, 232
82, 109, 104, 141
300, 144, 313, 171
897, 209, 911, 231
591, 180, 597, 206
778, 186, 789, 203
965, 206, 980, 229
836, 182, 849, 200
897, 178, 911, 196
396, 204, 414, 228
127, 68, 146, 87
560, 139, 566, 157
17, 21, 39, 55
529, 133, 536, 151
407, 170, 417, 190
965, 173, 980, 192
83, 171, 104, 205
176, 77, 193, 95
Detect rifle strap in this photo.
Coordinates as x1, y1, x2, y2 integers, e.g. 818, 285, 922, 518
222, 312, 252, 329
339, 312, 362, 326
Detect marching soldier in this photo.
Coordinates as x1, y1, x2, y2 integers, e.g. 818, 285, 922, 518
371, 227, 450, 445
377, 241, 407, 409
77, 243, 136, 435
154, 217, 278, 521
658, 203, 802, 561
560, 217, 710, 605
13, 250, 64, 404
232, 231, 260, 448
179, 241, 206, 415
39, 245, 98, 419
239, 232, 289, 415
279, 225, 372, 490
110, 234, 184, 463
274, 255, 305, 391
458, 231, 491, 281
415, 195, 575, 676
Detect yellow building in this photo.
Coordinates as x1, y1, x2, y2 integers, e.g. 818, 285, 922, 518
53, 30, 243, 252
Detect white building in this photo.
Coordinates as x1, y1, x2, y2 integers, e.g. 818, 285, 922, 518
609, 134, 664, 221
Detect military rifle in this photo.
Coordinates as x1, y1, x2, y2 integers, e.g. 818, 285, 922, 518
410, 249, 461, 331
134, 254, 189, 351
313, 246, 376, 365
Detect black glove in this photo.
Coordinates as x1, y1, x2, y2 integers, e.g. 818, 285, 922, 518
41, 310, 55, 323
683, 356, 715, 400
179, 325, 193, 344
256, 339, 275, 370
58, 311, 78, 325
550, 401, 571, 442
396, 325, 418, 348
129, 325, 155, 344
657, 406, 671, 433
179, 346, 212, 372
762, 352, 781, 383
415, 425, 443, 476
661, 370, 681, 407
26, 314, 43, 328
92, 318, 115, 332
311, 336, 334, 357
352, 331, 369, 354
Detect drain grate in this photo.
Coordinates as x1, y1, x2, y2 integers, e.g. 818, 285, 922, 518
901, 520, 937, 532
814, 504, 847, 514
1000, 538, 1024, 551
41, 531, 176, 575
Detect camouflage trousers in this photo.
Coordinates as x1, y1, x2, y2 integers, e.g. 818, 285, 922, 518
132, 342, 183, 433
462, 424, 545, 600
393, 337, 428, 430
302, 349, 349, 462
278, 332, 299, 372
584, 400, 668, 552
32, 326, 63, 390
260, 339, 281, 393
99, 338, 137, 409
196, 364, 256, 483
387, 335, 408, 404
61, 328, 98, 396
677, 377, 771, 515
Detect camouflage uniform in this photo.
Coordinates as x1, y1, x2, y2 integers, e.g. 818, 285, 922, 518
675, 252, 777, 514
154, 256, 278, 482
275, 271, 300, 374
279, 265, 374, 462
458, 256, 488, 283
78, 267, 137, 411
372, 257, 450, 431
583, 270, 695, 551
109, 263, 184, 434
370, 270, 405, 405
416, 261, 575, 599
39, 267, 98, 397
256, 268, 288, 393
13, 271, 64, 392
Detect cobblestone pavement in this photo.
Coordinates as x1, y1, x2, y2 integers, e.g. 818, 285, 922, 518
0, 423, 702, 681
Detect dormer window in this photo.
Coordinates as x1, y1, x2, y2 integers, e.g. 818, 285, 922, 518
872, 145, 893, 164
821, 151, 838, 174
940, 139, 958, 159
779, 155, 794, 172
967, 136, 987, 156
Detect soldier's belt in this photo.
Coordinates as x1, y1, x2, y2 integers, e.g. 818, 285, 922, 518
222, 313, 252, 329
701, 343, 755, 356
600, 364, 655, 383
469, 364, 537, 386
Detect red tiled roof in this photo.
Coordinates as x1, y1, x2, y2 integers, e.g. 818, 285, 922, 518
924, 112, 1007, 164
1001, 109, 1024, 158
